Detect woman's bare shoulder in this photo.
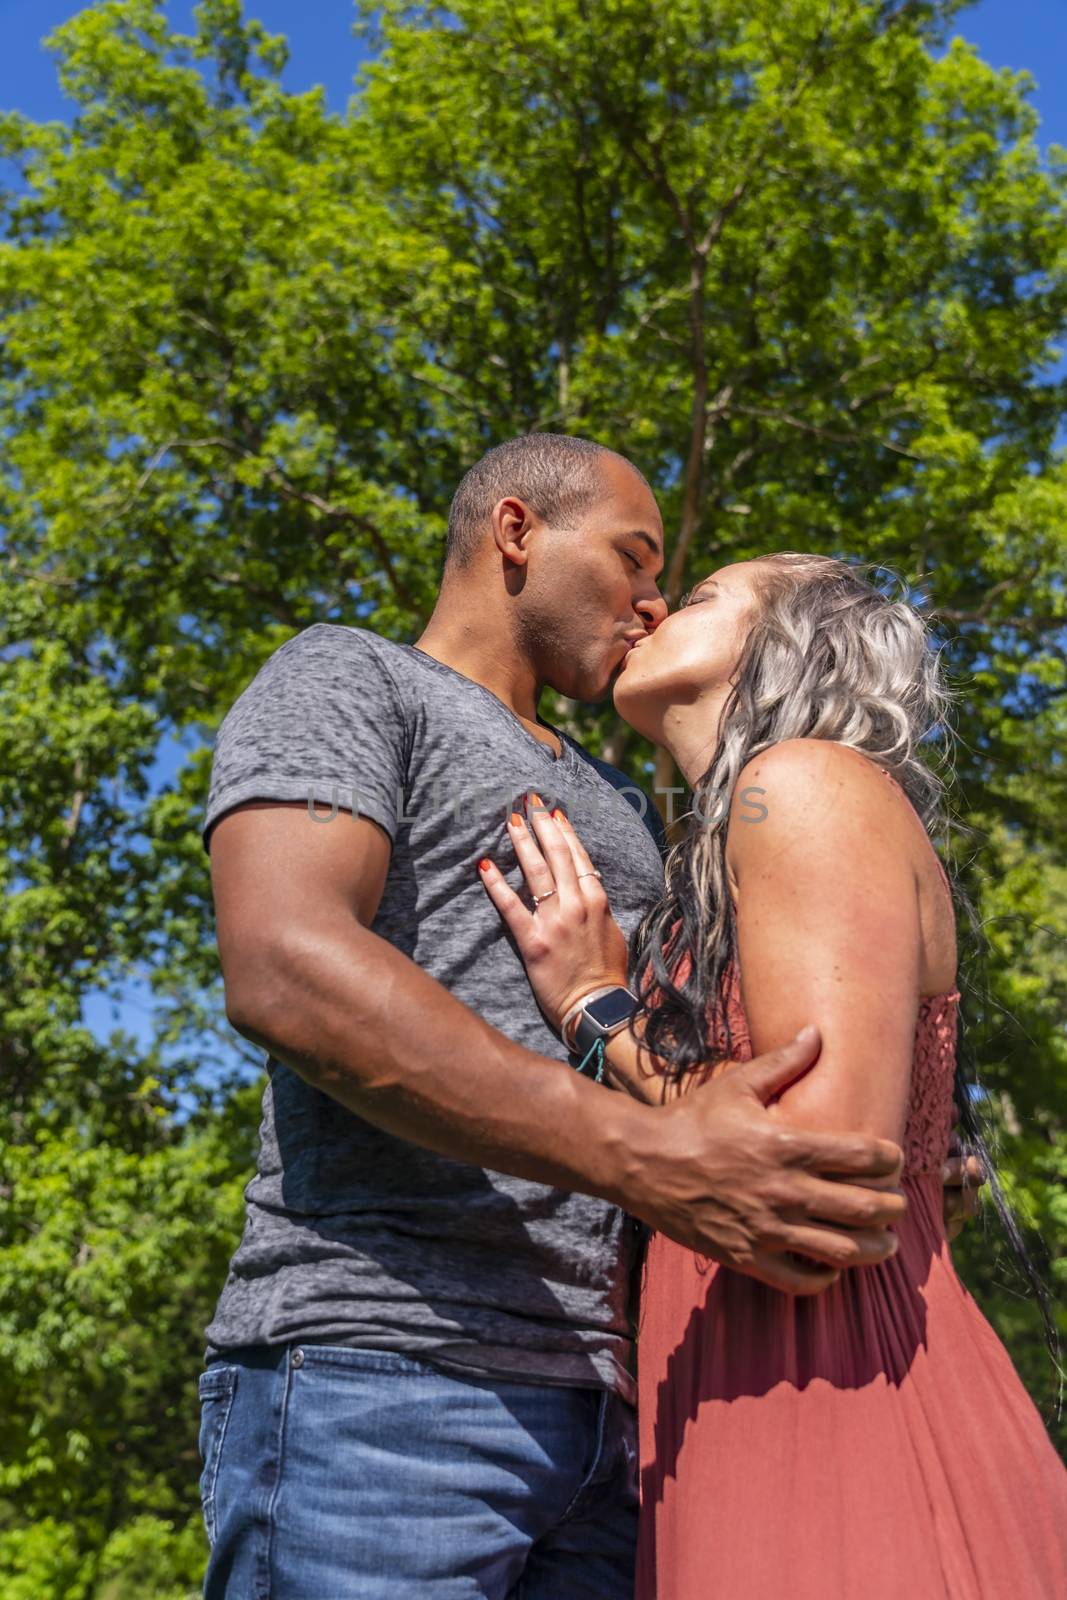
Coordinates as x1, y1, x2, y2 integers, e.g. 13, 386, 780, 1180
730, 738, 895, 838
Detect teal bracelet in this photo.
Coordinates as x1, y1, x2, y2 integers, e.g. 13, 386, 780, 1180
576, 1036, 606, 1084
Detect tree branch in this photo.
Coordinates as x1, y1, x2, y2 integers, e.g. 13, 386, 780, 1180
732, 403, 924, 461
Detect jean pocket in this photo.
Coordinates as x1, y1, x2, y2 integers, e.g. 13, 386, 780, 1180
197, 1364, 239, 1547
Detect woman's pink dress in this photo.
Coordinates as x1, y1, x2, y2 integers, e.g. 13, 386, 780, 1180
636, 936, 1067, 1597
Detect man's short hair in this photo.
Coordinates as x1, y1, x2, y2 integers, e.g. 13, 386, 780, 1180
445, 433, 629, 568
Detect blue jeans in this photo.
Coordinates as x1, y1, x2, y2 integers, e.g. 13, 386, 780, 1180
197, 1342, 638, 1598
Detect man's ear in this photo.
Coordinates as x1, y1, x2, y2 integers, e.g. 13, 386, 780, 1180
491, 496, 535, 567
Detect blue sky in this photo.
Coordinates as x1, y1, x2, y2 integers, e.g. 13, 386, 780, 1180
0, 0, 368, 120
1, 0, 1065, 143
2, 0, 1064, 1058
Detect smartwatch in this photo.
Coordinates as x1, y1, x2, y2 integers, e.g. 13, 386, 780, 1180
572, 986, 640, 1060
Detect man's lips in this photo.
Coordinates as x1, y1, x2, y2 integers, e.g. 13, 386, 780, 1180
616, 636, 648, 668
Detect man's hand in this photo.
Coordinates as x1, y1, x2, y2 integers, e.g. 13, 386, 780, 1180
942, 1106, 988, 1241
625, 1025, 907, 1295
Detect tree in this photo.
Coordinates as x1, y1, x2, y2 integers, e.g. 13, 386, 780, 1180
1, 0, 1064, 1590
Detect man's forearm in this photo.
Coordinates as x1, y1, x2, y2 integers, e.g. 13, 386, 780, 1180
228, 912, 654, 1209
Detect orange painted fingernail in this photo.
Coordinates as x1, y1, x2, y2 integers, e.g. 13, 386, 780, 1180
478, 858, 491, 871
510, 812, 523, 827
551, 807, 565, 820
530, 791, 544, 809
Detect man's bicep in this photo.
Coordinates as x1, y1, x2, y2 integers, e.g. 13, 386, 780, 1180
209, 800, 392, 1025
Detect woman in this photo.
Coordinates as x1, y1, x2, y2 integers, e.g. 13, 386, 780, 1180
478, 552, 1067, 1598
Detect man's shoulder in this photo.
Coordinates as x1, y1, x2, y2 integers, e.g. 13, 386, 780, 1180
264, 621, 413, 691
282, 620, 401, 661
219, 623, 412, 736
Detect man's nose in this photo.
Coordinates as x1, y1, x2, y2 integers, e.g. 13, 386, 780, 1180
636, 592, 669, 632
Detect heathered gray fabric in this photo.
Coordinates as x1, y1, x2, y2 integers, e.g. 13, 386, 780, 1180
201, 623, 667, 1404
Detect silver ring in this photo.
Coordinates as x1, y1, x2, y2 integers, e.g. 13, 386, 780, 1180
577, 870, 602, 881
532, 890, 557, 909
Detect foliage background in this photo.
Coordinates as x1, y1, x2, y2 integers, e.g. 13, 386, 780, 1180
1, 0, 1065, 1592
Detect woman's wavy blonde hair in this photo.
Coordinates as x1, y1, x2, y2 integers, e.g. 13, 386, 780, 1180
631, 550, 955, 1076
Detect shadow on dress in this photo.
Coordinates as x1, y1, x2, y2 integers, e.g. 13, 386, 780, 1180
638, 1216, 939, 1572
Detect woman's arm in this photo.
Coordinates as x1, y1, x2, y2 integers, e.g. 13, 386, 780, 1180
599, 1014, 669, 1101
726, 739, 923, 1144
599, 1012, 723, 1103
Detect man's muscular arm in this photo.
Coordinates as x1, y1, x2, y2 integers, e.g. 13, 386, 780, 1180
210, 799, 906, 1296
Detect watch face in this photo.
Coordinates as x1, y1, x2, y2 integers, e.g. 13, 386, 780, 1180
587, 988, 637, 1031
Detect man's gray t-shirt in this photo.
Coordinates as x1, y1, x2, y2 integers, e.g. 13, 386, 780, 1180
201, 623, 667, 1404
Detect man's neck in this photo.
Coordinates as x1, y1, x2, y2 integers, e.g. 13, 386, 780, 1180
413, 610, 543, 727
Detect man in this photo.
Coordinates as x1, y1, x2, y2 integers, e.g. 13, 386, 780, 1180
199, 433, 978, 1598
